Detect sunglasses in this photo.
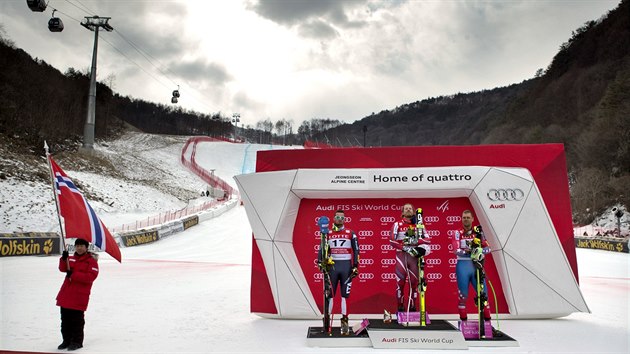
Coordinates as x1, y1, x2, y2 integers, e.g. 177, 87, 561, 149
334, 215, 345, 220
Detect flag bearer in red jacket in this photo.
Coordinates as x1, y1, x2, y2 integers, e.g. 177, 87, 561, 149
56, 238, 99, 351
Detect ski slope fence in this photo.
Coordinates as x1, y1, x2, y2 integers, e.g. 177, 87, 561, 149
110, 136, 239, 233
181, 136, 238, 198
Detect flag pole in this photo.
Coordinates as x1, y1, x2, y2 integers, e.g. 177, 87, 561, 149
45, 141, 68, 263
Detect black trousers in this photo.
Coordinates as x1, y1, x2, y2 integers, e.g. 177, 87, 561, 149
60, 307, 85, 345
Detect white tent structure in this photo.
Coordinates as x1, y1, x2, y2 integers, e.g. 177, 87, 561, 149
234, 166, 589, 319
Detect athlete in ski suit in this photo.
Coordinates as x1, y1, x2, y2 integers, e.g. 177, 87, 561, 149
318, 209, 359, 335
452, 210, 491, 322
389, 203, 431, 312
56, 238, 99, 351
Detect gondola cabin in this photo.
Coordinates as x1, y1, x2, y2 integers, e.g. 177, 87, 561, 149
48, 17, 64, 32
171, 96, 178, 104
26, 0, 47, 12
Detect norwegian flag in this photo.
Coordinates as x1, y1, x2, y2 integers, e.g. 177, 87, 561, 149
49, 156, 122, 263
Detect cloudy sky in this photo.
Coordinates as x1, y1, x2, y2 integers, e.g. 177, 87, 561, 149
0, 0, 621, 128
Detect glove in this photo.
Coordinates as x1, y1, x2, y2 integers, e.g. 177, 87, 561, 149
62, 251, 69, 260
473, 225, 483, 233
471, 247, 484, 269
350, 267, 359, 279
403, 245, 431, 257
66, 270, 73, 278
471, 237, 482, 248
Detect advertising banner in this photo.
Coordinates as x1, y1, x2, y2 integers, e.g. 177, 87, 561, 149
294, 198, 509, 315
0, 232, 61, 257
574, 237, 629, 253
120, 230, 159, 247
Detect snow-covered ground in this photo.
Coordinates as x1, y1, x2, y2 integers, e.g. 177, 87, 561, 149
1, 133, 629, 353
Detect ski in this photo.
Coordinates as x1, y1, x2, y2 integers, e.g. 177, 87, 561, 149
416, 207, 427, 327
471, 225, 488, 339
318, 216, 334, 335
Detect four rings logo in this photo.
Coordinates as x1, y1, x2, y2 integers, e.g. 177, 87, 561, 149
381, 259, 396, 265
314, 245, 320, 251
314, 231, 321, 237
380, 216, 395, 223
447, 230, 457, 236
360, 259, 374, 265
426, 273, 443, 280
359, 273, 374, 280
381, 244, 394, 251
487, 188, 524, 201
424, 216, 439, 223
426, 258, 441, 265
358, 230, 374, 237
426, 230, 440, 237
430, 244, 441, 251
446, 216, 461, 223
381, 273, 397, 280
380, 230, 390, 237
314, 273, 324, 280
344, 217, 352, 223
359, 245, 374, 251
448, 258, 458, 265
449, 273, 457, 280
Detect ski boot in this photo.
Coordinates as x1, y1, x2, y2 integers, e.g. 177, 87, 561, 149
341, 315, 350, 335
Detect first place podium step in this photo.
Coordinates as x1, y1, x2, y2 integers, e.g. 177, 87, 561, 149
367, 319, 468, 349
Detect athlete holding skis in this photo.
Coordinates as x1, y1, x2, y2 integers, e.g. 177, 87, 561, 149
389, 203, 431, 313
453, 210, 491, 329
318, 209, 359, 335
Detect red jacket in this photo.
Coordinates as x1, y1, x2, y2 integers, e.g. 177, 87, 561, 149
56, 252, 99, 311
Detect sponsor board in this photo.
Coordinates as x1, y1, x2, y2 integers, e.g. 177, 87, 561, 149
121, 230, 159, 247
0, 237, 60, 257
182, 215, 199, 230
574, 237, 629, 253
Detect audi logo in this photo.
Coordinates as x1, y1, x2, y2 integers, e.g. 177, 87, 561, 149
360, 259, 374, 265
344, 217, 352, 223
381, 259, 396, 265
380, 230, 390, 237
430, 244, 441, 251
446, 216, 462, 222
315, 231, 321, 237
314, 273, 324, 280
424, 216, 439, 223
358, 230, 374, 237
314, 245, 320, 251
381, 273, 397, 280
447, 244, 453, 251
449, 273, 457, 280
448, 258, 457, 265
447, 230, 457, 236
426, 230, 440, 237
487, 188, 524, 201
359, 273, 375, 280
426, 273, 442, 280
426, 258, 441, 265
381, 244, 394, 251
359, 245, 374, 251
380, 216, 395, 223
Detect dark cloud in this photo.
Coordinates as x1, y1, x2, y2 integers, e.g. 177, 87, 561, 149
297, 19, 339, 39
169, 60, 232, 85
247, 0, 369, 37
